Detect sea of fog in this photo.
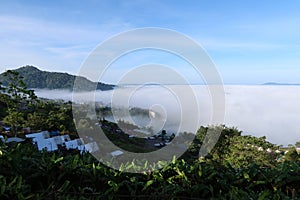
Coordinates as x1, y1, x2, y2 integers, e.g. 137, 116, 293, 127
34, 85, 300, 146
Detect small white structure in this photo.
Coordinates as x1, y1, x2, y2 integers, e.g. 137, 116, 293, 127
77, 142, 99, 153
26, 131, 49, 139
115, 129, 122, 134
154, 143, 164, 147
266, 148, 272, 153
5, 137, 25, 143
37, 138, 58, 151
84, 142, 99, 153
65, 138, 84, 150
257, 147, 263, 151
2, 126, 10, 131
65, 140, 78, 150
52, 136, 64, 145
95, 122, 101, 126
110, 150, 124, 157
284, 150, 289, 154
149, 110, 156, 118
61, 135, 71, 142
52, 135, 71, 145
77, 145, 85, 153
26, 131, 50, 147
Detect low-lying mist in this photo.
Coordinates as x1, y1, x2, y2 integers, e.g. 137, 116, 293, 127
34, 85, 300, 146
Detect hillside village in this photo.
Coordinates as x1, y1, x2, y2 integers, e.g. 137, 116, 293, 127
0, 68, 300, 199
0, 117, 178, 158
1, 118, 300, 162
1, 68, 300, 162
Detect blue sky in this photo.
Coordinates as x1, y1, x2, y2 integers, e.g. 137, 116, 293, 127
1, 0, 300, 84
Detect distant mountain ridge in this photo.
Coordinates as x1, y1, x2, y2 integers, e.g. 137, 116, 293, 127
0, 66, 114, 91
262, 82, 300, 86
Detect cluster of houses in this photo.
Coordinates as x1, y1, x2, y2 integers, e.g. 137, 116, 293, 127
1, 131, 99, 153
245, 143, 281, 153
1, 120, 298, 158
27, 131, 100, 153
0, 129, 125, 157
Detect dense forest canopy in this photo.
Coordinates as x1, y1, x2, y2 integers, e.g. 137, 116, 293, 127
0, 65, 114, 91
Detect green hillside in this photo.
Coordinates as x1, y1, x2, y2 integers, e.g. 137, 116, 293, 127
0, 66, 114, 91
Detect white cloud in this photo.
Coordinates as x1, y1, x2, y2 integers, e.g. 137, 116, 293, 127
224, 85, 300, 146
35, 85, 300, 146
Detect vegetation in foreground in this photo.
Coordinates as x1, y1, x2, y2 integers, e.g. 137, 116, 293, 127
0, 139, 300, 200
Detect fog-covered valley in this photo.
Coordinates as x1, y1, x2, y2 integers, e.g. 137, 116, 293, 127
34, 85, 300, 146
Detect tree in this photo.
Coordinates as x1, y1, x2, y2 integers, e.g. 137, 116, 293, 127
196, 125, 241, 161
182, 125, 278, 168
2, 70, 37, 135
3, 109, 24, 136
295, 141, 300, 148
45, 103, 75, 133
25, 112, 48, 131
285, 148, 299, 162
223, 135, 277, 168
3, 70, 37, 110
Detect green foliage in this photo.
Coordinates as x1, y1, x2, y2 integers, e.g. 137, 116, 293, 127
1, 70, 37, 135
223, 135, 278, 168
285, 148, 300, 162
24, 100, 77, 134
0, 142, 299, 199
0, 71, 77, 135
182, 126, 279, 168
3, 109, 25, 135
2, 70, 37, 109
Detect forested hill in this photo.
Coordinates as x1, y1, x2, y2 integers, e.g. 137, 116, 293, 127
0, 66, 114, 91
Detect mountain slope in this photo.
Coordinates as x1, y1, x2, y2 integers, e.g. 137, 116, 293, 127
0, 66, 114, 91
